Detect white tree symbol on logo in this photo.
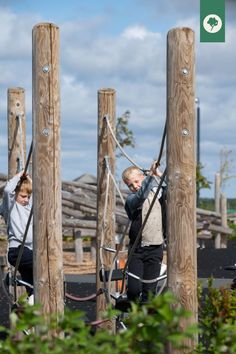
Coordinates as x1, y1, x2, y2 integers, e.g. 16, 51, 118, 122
203, 14, 222, 33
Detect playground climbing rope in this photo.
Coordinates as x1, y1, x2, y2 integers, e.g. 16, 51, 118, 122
65, 113, 167, 307
2, 111, 168, 315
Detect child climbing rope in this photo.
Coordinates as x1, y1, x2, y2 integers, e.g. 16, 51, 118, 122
0, 171, 33, 304
122, 161, 164, 303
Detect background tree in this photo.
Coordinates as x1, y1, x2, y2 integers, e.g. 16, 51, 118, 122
219, 147, 236, 190
116, 110, 135, 156
196, 163, 212, 194
196, 163, 212, 208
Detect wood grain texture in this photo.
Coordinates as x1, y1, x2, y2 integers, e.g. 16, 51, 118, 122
8, 88, 26, 178
32, 23, 64, 320
96, 88, 116, 330
166, 27, 197, 350
214, 173, 221, 248
7, 88, 27, 328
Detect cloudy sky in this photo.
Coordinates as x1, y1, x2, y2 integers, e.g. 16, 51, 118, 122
0, 0, 235, 198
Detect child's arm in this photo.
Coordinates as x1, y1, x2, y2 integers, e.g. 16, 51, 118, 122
149, 160, 162, 177
125, 175, 155, 219
1, 172, 24, 222
4, 173, 22, 194
125, 161, 163, 220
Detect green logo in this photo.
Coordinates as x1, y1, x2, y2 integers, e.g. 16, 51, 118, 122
200, 0, 225, 42
203, 14, 222, 33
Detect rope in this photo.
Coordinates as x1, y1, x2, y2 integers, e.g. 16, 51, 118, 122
0, 265, 14, 305
123, 169, 167, 275
105, 159, 125, 206
102, 115, 168, 301
155, 121, 166, 168
23, 141, 33, 176
126, 271, 167, 284
89, 317, 114, 328
99, 158, 112, 304
13, 207, 33, 302
8, 117, 20, 163
107, 220, 130, 301
104, 115, 145, 172
65, 288, 103, 302
12, 142, 33, 302
102, 156, 131, 302
16, 114, 25, 171
117, 170, 166, 293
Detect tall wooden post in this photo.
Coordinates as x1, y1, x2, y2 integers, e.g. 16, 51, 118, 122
32, 23, 64, 321
166, 28, 197, 350
6, 87, 26, 323
214, 173, 221, 248
7, 88, 26, 178
220, 193, 227, 248
96, 88, 116, 329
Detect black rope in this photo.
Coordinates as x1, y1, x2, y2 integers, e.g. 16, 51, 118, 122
0, 265, 14, 305
13, 207, 33, 302
23, 141, 33, 176
12, 141, 33, 301
101, 114, 168, 301
121, 169, 167, 286
156, 122, 166, 168
8, 119, 20, 162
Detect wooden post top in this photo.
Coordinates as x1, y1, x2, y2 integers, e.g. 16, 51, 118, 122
8, 87, 25, 94
33, 23, 59, 30
98, 88, 116, 93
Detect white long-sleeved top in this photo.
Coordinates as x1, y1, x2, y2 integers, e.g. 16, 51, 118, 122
0, 174, 33, 250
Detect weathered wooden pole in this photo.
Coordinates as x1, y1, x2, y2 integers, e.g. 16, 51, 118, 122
214, 173, 221, 248
32, 23, 64, 321
215, 173, 221, 212
7, 87, 26, 178
7, 88, 26, 329
96, 88, 116, 329
74, 230, 83, 263
220, 193, 227, 248
166, 28, 197, 350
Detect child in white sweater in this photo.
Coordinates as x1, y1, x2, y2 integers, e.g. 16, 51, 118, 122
0, 171, 33, 297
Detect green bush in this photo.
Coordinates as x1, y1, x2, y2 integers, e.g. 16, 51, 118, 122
4, 282, 236, 354
0, 292, 196, 354
197, 278, 236, 353
229, 221, 236, 240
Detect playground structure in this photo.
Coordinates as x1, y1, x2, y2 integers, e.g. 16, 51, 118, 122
0, 172, 232, 262
0, 176, 232, 257
0, 23, 233, 351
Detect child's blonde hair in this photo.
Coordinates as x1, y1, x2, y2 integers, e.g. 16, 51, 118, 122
15, 177, 32, 196
122, 166, 143, 182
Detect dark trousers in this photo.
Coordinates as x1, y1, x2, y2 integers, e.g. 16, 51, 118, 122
127, 244, 163, 303
8, 246, 33, 296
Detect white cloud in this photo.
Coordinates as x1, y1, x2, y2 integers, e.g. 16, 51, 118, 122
0, 4, 235, 197
0, 9, 39, 59
122, 25, 157, 40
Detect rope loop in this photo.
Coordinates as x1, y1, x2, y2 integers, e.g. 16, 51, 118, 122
104, 115, 145, 172
99, 114, 167, 304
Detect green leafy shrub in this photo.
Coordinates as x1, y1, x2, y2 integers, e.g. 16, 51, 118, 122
229, 221, 236, 240
0, 291, 196, 354
197, 278, 236, 353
